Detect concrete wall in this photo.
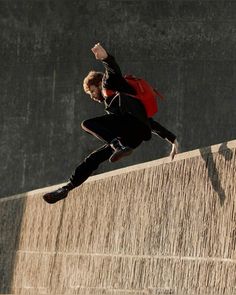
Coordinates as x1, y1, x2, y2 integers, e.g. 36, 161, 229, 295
1, 0, 236, 198
1, 140, 236, 294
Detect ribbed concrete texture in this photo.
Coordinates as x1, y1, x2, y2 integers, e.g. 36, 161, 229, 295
1, 140, 236, 295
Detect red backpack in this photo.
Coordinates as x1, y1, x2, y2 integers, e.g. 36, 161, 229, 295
124, 75, 164, 117
102, 75, 164, 117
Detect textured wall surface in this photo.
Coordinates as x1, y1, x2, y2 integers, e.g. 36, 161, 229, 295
0, 140, 235, 294
1, 0, 236, 198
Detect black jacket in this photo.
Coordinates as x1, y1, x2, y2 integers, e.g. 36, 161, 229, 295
100, 55, 177, 143
101, 55, 150, 127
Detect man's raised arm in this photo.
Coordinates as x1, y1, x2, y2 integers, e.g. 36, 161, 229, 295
91, 42, 122, 76
91, 43, 135, 94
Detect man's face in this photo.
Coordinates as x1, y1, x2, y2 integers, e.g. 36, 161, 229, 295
88, 84, 104, 103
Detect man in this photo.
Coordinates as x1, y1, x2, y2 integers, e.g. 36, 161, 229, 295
43, 43, 178, 204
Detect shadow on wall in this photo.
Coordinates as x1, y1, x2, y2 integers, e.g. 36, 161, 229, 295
199, 142, 233, 206
0, 197, 25, 293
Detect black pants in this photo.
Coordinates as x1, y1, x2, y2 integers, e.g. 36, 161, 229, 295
70, 114, 151, 187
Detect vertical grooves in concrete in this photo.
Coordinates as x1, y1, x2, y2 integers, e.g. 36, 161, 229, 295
1, 140, 235, 294
0, 198, 26, 293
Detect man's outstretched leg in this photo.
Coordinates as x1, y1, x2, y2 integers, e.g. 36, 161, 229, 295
43, 144, 113, 204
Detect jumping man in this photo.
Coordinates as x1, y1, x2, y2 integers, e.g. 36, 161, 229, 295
43, 43, 178, 204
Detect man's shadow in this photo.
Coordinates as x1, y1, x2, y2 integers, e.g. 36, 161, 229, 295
199, 142, 233, 206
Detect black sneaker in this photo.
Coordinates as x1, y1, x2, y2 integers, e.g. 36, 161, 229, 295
109, 139, 133, 163
43, 182, 74, 204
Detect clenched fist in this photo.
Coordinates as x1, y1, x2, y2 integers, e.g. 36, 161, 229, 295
91, 43, 108, 60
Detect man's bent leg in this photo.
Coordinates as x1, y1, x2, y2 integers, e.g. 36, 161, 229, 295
43, 144, 113, 204
81, 116, 118, 143
82, 115, 133, 162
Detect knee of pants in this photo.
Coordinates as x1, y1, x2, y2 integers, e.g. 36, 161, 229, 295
81, 119, 94, 131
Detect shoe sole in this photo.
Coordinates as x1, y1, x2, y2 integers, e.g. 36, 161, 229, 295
109, 149, 133, 163
43, 193, 59, 204
43, 193, 68, 204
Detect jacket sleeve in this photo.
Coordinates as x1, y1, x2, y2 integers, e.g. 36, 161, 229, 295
101, 55, 136, 95
102, 54, 122, 77
149, 118, 176, 143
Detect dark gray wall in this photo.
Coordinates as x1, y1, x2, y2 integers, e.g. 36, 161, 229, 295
1, 0, 236, 198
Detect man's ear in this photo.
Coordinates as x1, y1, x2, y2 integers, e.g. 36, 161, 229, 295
98, 81, 102, 90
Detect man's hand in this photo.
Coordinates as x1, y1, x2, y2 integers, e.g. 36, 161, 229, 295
170, 139, 179, 161
91, 43, 108, 60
